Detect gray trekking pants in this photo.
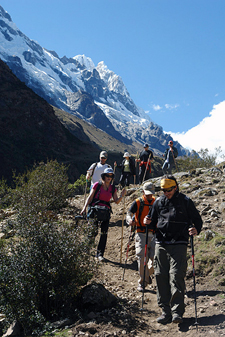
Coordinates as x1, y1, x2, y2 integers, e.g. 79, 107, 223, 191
154, 243, 187, 317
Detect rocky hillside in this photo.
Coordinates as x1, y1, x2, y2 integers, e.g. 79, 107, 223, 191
1, 165, 225, 336
0, 58, 101, 183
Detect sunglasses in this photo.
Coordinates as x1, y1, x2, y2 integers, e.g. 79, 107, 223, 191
162, 186, 175, 193
105, 174, 113, 178
101, 157, 107, 160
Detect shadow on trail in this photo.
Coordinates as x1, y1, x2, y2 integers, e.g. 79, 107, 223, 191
178, 313, 225, 333
103, 258, 138, 272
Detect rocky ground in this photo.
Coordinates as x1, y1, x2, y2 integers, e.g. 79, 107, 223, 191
1, 167, 225, 337
69, 167, 225, 337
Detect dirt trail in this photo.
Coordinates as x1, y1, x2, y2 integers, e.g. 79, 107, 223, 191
72, 182, 225, 337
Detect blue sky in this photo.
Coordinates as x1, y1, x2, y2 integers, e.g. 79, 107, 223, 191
1, 0, 225, 159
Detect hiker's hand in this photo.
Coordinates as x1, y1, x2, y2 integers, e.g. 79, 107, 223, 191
80, 207, 86, 215
121, 188, 126, 197
143, 216, 151, 225
114, 161, 117, 167
128, 219, 135, 227
136, 158, 140, 162
189, 227, 197, 236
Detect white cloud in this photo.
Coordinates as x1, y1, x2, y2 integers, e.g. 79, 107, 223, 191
152, 104, 162, 111
167, 101, 225, 162
165, 103, 179, 110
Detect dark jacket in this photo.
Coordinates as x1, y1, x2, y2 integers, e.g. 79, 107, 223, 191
117, 157, 136, 175
140, 149, 153, 162
164, 146, 178, 163
148, 191, 202, 244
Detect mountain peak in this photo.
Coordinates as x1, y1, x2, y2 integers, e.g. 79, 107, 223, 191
73, 54, 95, 71
0, 5, 12, 22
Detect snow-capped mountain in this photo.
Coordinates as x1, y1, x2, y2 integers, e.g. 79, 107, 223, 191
0, 5, 188, 155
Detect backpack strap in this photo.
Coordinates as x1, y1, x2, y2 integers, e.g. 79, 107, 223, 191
91, 182, 116, 208
90, 162, 98, 178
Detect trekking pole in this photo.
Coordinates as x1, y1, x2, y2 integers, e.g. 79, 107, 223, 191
120, 188, 126, 264
122, 227, 135, 280
142, 157, 150, 184
83, 179, 88, 208
134, 151, 138, 185
141, 224, 149, 312
190, 235, 199, 330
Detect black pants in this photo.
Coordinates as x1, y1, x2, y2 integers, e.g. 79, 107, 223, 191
139, 166, 150, 184
119, 172, 132, 187
92, 220, 109, 257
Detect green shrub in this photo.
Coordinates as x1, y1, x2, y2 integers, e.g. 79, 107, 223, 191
0, 178, 12, 209
0, 160, 96, 336
70, 174, 89, 195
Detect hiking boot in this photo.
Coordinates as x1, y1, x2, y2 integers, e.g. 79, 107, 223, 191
137, 285, 144, 292
172, 314, 183, 324
157, 313, 172, 324
98, 255, 105, 262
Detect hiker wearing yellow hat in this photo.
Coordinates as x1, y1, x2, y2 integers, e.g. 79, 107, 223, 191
144, 175, 202, 325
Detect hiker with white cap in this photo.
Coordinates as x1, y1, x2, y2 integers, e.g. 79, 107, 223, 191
126, 181, 156, 292
136, 143, 154, 184
114, 151, 136, 187
86, 151, 112, 187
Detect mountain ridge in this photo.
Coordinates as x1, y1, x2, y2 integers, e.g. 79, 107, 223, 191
0, 4, 189, 157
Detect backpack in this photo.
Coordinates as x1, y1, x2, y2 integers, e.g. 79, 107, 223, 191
137, 197, 154, 231
90, 181, 116, 206
87, 182, 116, 221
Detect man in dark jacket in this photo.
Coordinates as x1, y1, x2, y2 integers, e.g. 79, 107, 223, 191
137, 143, 154, 184
162, 140, 178, 174
144, 175, 202, 325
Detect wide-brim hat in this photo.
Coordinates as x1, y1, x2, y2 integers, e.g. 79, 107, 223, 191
123, 152, 130, 157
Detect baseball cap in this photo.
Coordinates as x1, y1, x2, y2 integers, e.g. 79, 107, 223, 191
100, 151, 108, 159
168, 141, 173, 145
144, 143, 149, 148
143, 182, 155, 195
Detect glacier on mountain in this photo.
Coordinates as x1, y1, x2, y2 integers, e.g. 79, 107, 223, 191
0, 5, 188, 155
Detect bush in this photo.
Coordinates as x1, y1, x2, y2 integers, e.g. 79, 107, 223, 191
0, 160, 96, 336
70, 174, 89, 195
0, 178, 12, 209
177, 147, 222, 172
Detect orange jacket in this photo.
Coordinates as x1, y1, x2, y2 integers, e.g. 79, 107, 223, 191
134, 195, 155, 233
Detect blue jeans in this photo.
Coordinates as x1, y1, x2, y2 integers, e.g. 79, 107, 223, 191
162, 161, 173, 175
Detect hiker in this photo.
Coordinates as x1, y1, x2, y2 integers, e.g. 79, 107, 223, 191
126, 182, 156, 292
81, 167, 126, 261
144, 175, 202, 324
162, 140, 178, 175
114, 152, 136, 187
136, 143, 154, 183
86, 151, 112, 187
